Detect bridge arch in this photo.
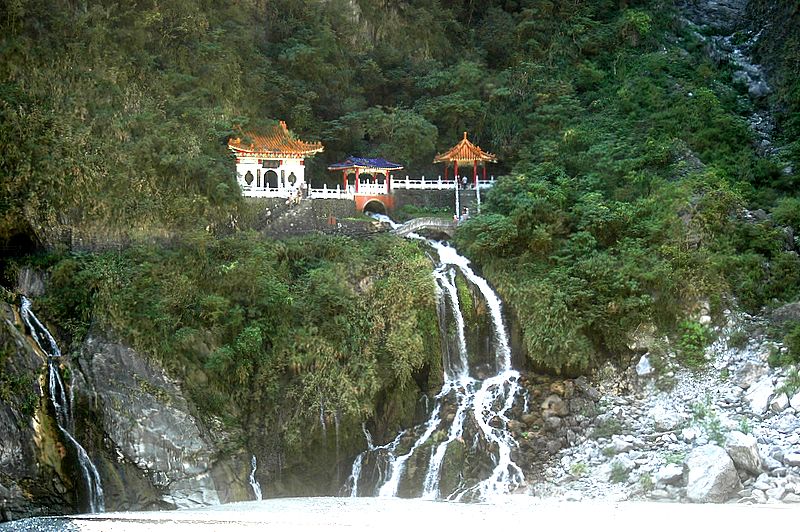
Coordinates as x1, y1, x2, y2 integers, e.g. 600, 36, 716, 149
362, 199, 387, 215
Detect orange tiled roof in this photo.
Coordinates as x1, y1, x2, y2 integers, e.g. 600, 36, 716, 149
228, 121, 323, 157
433, 132, 497, 163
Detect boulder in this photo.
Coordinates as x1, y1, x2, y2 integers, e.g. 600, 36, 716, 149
790, 393, 800, 412
774, 413, 800, 434
650, 404, 685, 432
541, 395, 569, 417
745, 377, 774, 415
655, 463, 685, 486
685, 445, 740, 503
734, 361, 767, 390
770, 393, 789, 413
610, 435, 635, 454
784, 453, 800, 467
724, 431, 762, 475
573, 376, 601, 402
636, 355, 654, 377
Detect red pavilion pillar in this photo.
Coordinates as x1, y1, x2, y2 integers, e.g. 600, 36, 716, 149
454, 160, 458, 185
355, 168, 360, 193
386, 173, 391, 193
473, 160, 478, 188
343, 170, 347, 191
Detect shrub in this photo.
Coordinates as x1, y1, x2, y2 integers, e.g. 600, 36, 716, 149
727, 329, 749, 350
676, 320, 711, 368
592, 417, 623, 439
570, 462, 588, 477
772, 197, 800, 230
784, 323, 800, 365
609, 461, 629, 483
639, 473, 655, 492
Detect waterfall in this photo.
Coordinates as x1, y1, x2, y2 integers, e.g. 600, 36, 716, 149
20, 297, 105, 513
249, 455, 263, 501
353, 216, 526, 500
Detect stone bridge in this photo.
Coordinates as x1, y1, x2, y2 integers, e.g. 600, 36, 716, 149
393, 217, 457, 238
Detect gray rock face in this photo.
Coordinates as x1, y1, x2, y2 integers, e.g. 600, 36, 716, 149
78, 333, 245, 509
15, 269, 47, 298
724, 431, 761, 475
686, 445, 740, 503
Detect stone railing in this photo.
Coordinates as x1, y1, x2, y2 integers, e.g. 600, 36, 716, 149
393, 217, 457, 237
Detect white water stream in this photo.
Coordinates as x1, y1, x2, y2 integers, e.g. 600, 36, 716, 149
20, 297, 105, 514
353, 216, 526, 500
249, 455, 263, 501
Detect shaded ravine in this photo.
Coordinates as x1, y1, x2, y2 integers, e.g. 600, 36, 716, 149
349, 216, 526, 500
19, 297, 105, 513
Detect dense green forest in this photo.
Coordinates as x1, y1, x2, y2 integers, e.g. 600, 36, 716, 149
2, 0, 800, 436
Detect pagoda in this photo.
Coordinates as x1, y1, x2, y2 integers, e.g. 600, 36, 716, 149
228, 121, 323, 197
327, 156, 404, 194
434, 132, 497, 188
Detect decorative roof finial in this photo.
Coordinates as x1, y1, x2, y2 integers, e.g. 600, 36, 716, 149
463, 131, 468, 140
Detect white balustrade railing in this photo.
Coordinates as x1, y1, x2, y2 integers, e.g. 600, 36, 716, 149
308, 184, 354, 199
240, 185, 292, 198
241, 175, 497, 198
391, 175, 496, 190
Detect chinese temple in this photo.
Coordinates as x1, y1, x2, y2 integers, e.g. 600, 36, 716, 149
228, 121, 323, 197
433, 132, 497, 188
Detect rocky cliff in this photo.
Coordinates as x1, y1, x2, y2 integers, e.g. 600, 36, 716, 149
0, 296, 255, 521
73, 332, 252, 510
0, 302, 68, 521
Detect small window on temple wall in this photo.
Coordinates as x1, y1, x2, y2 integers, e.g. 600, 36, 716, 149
288, 172, 297, 185
244, 171, 254, 185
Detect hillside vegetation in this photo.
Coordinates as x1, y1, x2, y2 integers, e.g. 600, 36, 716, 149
2, 1, 799, 383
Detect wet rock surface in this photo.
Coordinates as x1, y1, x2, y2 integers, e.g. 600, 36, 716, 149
0, 303, 71, 521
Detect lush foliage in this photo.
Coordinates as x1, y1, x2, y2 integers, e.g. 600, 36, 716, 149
38, 232, 440, 462
2, 1, 799, 389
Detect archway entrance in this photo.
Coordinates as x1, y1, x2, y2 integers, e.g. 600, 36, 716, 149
362, 200, 387, 215
265, 170, 279, 188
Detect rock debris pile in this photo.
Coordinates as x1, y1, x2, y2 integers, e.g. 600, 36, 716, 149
531, 309, 800, 504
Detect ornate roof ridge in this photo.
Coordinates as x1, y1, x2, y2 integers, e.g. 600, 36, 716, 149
228, 121, 323, 157
433, 132, 497, 163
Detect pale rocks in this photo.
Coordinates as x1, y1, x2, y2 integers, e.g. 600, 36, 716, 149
649, 404, 685, 432
724, 431, 762, 475
686, 444, 740, 503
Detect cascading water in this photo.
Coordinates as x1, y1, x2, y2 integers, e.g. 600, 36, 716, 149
352, 216, 526, 501
249, 455, 263, 501
19, 297, 105, 513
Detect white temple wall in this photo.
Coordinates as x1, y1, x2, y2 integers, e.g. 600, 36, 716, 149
235, 156, 307, 197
